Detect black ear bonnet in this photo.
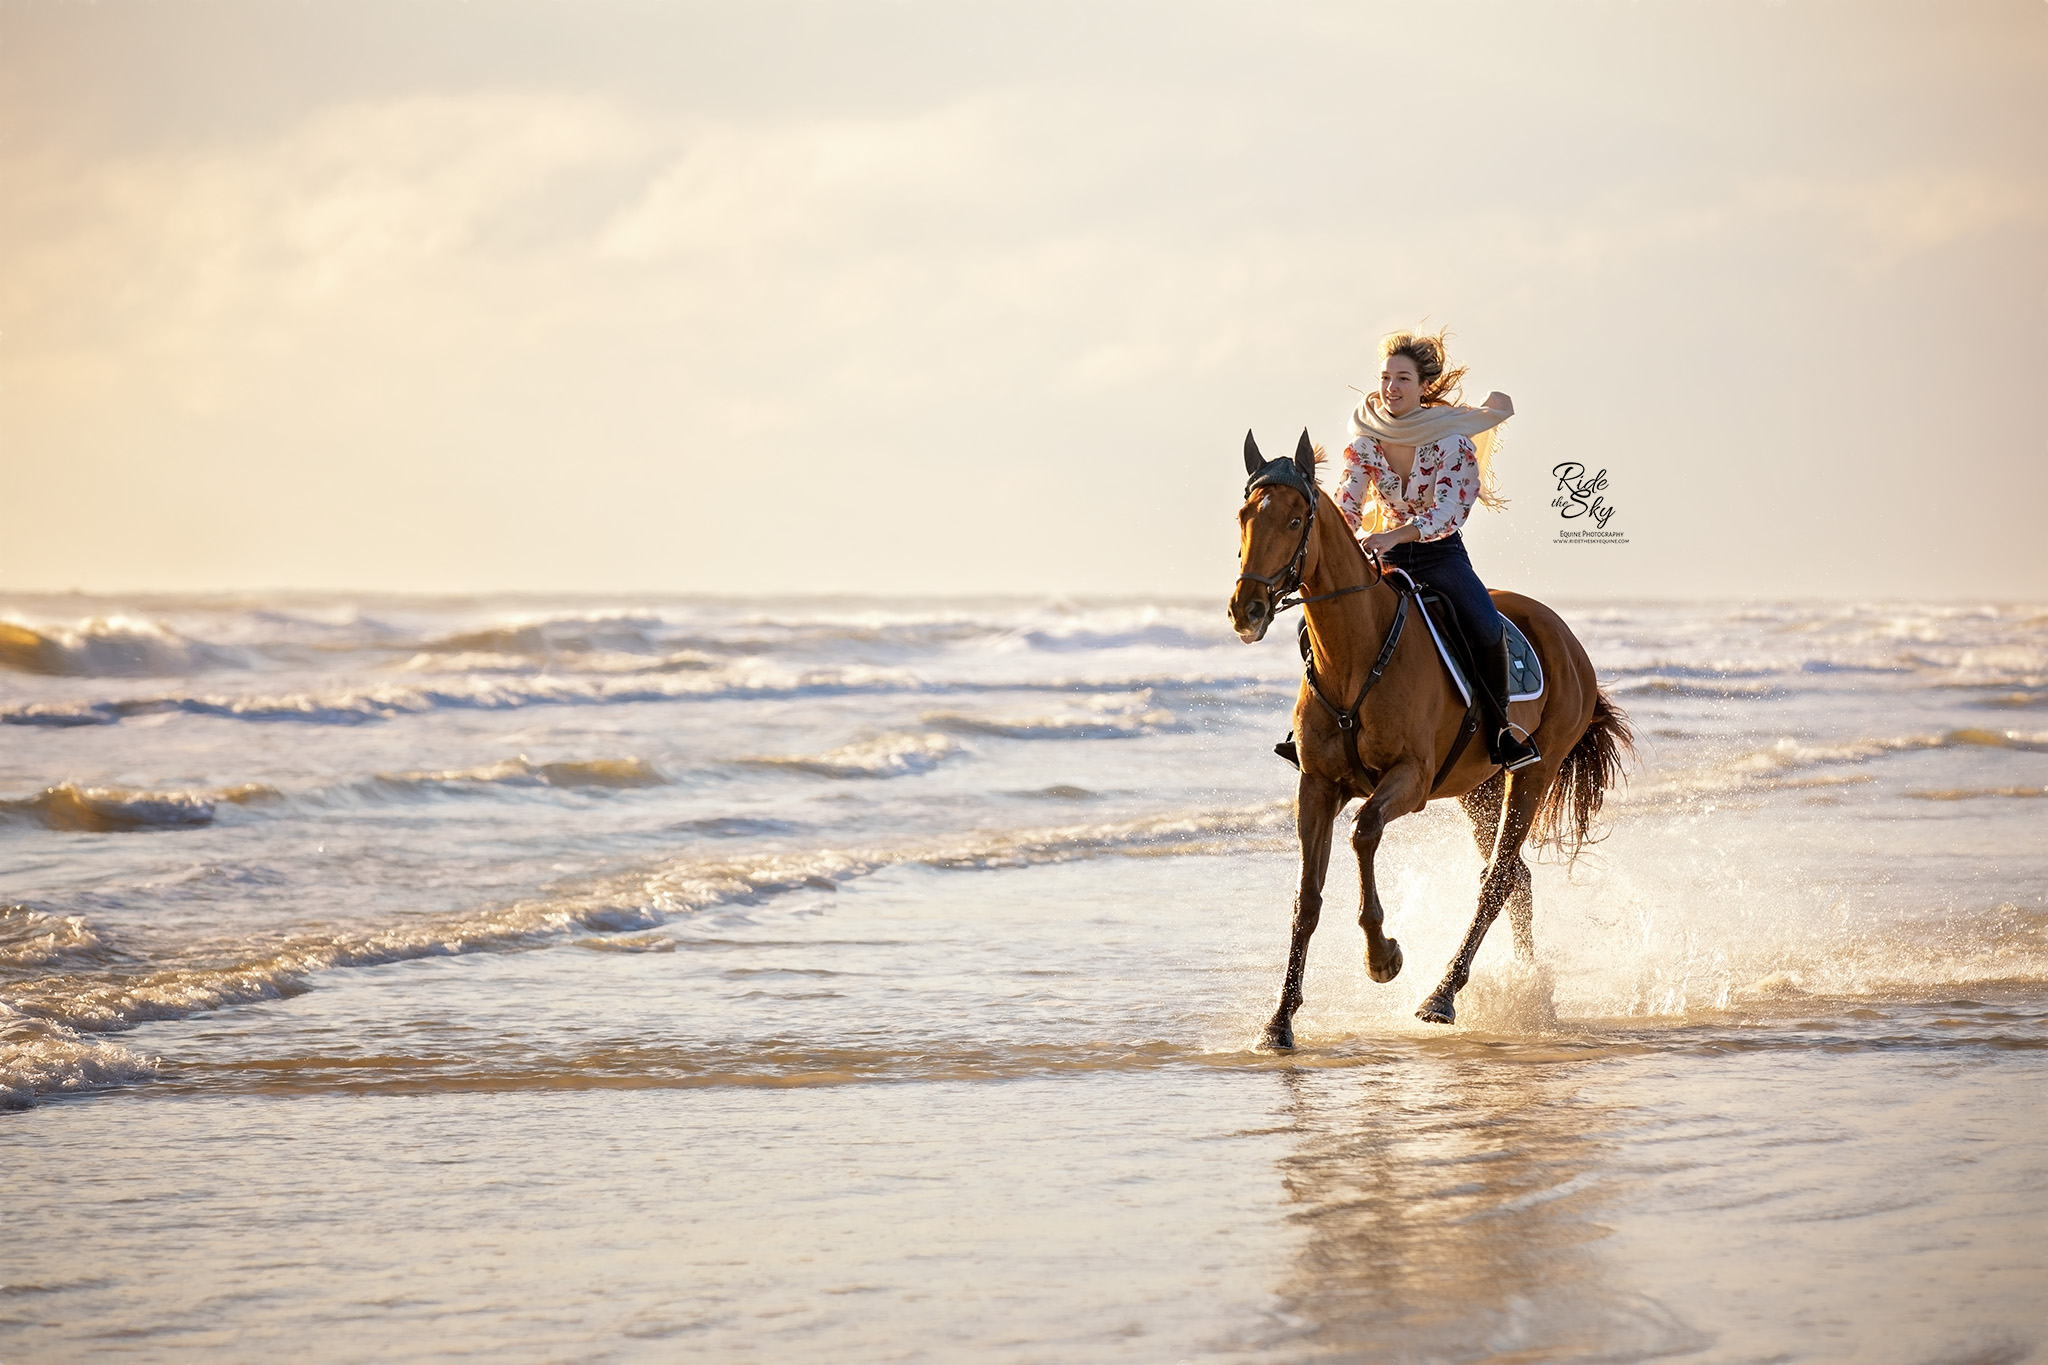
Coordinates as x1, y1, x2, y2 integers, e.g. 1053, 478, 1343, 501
1242, 429, 1318, 502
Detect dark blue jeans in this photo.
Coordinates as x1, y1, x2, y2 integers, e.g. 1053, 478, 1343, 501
1382, 532, 1503, 648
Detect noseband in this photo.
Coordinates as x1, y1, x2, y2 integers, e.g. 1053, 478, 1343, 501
1238, 458, 1383, 614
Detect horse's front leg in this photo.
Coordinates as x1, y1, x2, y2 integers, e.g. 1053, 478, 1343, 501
1261, 770, 1345, 1051
1419, 766, 1545, 1024
1352, 762, 1424, 985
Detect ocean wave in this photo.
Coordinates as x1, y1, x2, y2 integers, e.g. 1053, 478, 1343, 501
0, 669, 918, 728
1946, 727, 2048, 753
0, 798, 1290, 1100
1902, 785, 2048, 801
396, 648, 723, 676
0, 906, 115, 972
739, 732, 960, 779
1624, 727, 2048, 809
1605, 661, 1785, 680
668, 816, 807, 839
394, 606, 1240, 665
0, 617, 244, 677
0, 763, 662, 833
1976, 690, 2047, 710
1587, 613, 2048, 687
413, 613, 685, 660
0, 782, 277, 833
373, 755, 666, 793
1006, 623, 1234, 653
0, 660, 1284, 729
0, 1013, 159, 1109
1607, 677, 1784, 701
1713, 727, 2048, 780
911, 803, 1292, 870
400, 610, 1056, 662
920, 698, 1176, 741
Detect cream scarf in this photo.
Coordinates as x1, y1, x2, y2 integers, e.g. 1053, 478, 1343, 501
1346, 394, 1511, 528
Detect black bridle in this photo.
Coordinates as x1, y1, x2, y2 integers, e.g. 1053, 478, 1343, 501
1236, 437, 1482, 794
1237, 455, 1383, 615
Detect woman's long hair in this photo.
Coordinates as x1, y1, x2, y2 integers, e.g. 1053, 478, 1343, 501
1380, 328, 1467, 407
1372, 326, 1506, 512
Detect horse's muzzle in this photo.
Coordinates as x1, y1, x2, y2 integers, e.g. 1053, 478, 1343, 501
1230, 590, 1272, 643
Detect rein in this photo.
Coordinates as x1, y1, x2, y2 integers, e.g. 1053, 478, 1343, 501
1235, 465, 1384, 614
1237, 462, 1483, 795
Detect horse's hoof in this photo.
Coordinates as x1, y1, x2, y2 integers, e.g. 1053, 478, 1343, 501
1368, 937, 1403, 984
1259, 1021, 1296, 1052
1416, 994, 1456, 1026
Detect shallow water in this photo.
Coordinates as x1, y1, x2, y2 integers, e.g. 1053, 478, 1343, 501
3, 595, 2044, 1360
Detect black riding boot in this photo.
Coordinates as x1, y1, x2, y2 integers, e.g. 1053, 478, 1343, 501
1480, 635, 1542, 771
1275, 732, 1300, 769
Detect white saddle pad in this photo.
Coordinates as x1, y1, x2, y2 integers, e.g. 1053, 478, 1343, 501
1389, 570, 1545, 706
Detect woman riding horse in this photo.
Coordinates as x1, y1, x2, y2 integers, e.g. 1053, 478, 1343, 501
1282, 330, 1537, 772
1233, 328, 1633, 1038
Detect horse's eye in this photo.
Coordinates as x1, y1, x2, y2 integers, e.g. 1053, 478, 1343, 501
1290, 518, 1302, 528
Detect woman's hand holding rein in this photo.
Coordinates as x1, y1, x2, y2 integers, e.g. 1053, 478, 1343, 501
1362, 525, 1423, 558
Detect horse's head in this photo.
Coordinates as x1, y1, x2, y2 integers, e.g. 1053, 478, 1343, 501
1230, 428, 1319, 644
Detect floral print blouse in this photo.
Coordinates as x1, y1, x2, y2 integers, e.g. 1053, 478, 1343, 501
1329, 433, 1481, 544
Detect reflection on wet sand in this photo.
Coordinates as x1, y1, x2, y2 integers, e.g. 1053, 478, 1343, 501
1262, 1045, 1703, 1361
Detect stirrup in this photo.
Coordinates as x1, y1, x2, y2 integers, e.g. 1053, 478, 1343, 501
1494, 727, 1542, 772
1274, 734, 1300, 769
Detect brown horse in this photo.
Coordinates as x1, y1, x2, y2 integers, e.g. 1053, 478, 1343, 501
1228, 430, 1632, 1047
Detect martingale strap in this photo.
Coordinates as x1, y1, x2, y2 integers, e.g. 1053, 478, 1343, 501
1298, 574, 1486, 794
1298, 586, 1409, 788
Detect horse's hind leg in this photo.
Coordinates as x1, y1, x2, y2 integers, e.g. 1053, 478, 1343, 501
1458, 773, 1534, 963
1420, 767, 1545, 1024
1262, 771, 1345, 1051
1457, 770, 1504, 859
1505, 865, 1536, 963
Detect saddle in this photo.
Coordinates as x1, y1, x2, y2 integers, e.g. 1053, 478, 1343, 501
1394, 569, 1544, 707
1285, 568, 1542, 791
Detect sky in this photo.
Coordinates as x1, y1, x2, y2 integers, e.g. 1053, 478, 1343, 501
2, 0, 2043, 600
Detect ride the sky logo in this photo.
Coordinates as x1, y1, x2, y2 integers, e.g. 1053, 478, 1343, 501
1550, 462, 1627, 544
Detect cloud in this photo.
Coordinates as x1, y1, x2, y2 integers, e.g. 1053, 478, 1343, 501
595, 104, 999, 262
0, 5, 2041, 596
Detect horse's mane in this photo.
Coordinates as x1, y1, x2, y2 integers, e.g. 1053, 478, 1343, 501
1306, 446, 1391, 561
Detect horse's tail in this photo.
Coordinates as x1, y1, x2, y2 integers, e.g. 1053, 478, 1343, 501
1530, 687, 1634, 860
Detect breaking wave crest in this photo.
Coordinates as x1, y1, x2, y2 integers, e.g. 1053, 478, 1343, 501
0, 906, 115, 972
0, 1013, 159, 1109
373, 755, 666, 792
739, 732, 960, 779
0, 617, 243, 677
920, 698, 1175, 740
0, 783, 278, 833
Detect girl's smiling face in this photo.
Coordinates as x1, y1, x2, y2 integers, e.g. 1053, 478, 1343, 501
1380, 355, 1423, 418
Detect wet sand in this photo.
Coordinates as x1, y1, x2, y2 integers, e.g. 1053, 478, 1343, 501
6, 854, 2043, 1362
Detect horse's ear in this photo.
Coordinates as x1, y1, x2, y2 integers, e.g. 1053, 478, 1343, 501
1293, 429, 1316, 483
1243, 430, 1263, 477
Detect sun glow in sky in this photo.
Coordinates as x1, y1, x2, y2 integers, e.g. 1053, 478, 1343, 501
2, 1, 2043, 598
